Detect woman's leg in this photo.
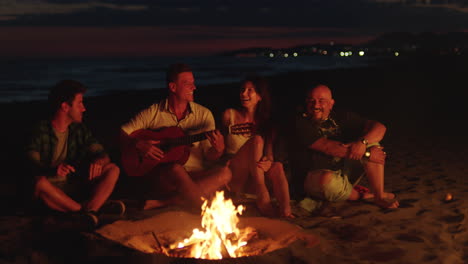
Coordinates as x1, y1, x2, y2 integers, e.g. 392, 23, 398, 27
247, 136, 275, 216
227, 135, 275, 216
227, 139, 256, 194
266, 162, 292, 217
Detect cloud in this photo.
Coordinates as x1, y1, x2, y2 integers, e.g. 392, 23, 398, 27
2, 0, 468, 46
5, 0, 467, 57
366, 0, 468, 13
2, 0, 468, 32
0, 0, 147, 17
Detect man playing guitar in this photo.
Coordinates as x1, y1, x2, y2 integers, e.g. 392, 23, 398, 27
120, 63, 231, 210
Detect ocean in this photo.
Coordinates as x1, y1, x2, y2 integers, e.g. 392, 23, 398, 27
0, 55, 372, 103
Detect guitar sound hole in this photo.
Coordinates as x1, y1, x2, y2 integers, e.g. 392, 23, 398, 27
160, 144, 171, 152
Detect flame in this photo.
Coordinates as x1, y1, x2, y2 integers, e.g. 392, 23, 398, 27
169, 191, 253, 259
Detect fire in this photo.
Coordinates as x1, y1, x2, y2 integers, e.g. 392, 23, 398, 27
169, 191, 254, 259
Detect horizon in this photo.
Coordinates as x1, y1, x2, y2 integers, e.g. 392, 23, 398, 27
0, 26, 375, 58
3, 1, 468, 58
4, 29, 467, 59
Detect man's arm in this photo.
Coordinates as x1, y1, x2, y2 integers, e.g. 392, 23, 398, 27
348, 120, 386, 160
201, 108, 224, 162
309, 137, 350, 158
309, 122, 387, 165
362, 120, 386, 144
120, 129, 163, 161
294, 114, 349, 158
205, 130, 225, 161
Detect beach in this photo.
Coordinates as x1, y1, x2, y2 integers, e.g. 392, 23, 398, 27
1, 55, 467, 263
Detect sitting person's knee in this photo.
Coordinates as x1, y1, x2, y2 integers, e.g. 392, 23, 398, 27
319, 171, 353, 202
165, 163, 185, 175
33, 176, 50, 196
304, 170, 334, 197
318, 171, 334, 186
34, 176, 48, 189
270, 161, 284, 172
103, 163, 120, 179
104, 162, 120, 172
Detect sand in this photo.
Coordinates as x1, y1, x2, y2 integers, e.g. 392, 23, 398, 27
1, 55, 467, 264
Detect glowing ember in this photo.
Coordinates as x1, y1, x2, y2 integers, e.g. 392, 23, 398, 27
169, 191, 255, 259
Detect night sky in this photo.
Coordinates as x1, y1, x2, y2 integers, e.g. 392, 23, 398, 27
2, 0, 468, 57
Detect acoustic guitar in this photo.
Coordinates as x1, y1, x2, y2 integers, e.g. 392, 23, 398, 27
121, 124, 253, 177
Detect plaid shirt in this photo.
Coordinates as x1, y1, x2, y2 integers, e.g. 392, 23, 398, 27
26, 120, 105, 176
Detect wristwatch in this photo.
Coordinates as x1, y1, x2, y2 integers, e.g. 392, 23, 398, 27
364, 151, 371, 158
360, 138, 369, 145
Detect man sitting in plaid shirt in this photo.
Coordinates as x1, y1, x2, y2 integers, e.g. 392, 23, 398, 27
26, 80, 123, 230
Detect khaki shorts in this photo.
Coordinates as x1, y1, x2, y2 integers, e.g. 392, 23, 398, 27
304, 169, 354, 202
304, 142, 380, 202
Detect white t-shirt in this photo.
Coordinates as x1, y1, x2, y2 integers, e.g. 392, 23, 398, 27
121, 99, 215, 172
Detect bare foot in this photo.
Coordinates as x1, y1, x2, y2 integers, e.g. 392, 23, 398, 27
281, 211, 296, 219
374, 198, 399, 209
143, 199, 167, 210
280, 206, 295, 219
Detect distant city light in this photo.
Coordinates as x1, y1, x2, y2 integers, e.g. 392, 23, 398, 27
359, 51, 365, 56
349, 51, 353, 56
269, 53, 274, 58
284, 53, 289, 58
322, 50, 328, 55
293, 52, 298, 57
341, 51, 351, 57
394, 51, 399, 56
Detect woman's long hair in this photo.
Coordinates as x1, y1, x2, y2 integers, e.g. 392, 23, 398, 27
240, 75, 274, 146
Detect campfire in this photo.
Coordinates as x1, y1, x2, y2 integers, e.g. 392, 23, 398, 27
96, 191, 319, 261
166, 191, 256, 259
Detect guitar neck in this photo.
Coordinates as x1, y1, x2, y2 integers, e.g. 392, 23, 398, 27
166, 131, 208, 146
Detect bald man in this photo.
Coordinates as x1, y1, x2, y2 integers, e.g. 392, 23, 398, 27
290, 84, 398, 211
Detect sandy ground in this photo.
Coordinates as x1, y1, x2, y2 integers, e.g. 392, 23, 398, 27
1, 55, 467, 263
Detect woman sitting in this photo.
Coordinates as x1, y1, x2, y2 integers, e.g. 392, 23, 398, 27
221, 75, 292, 218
